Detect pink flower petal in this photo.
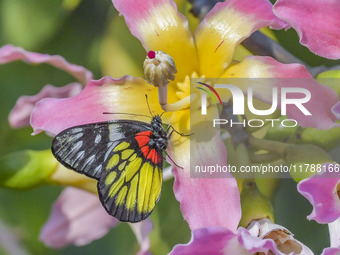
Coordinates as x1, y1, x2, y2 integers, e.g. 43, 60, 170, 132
195, 0, 287, 77
0, 44, 93, 84
322, 248, 340, 255
40, 187, 118, 248
297, 167, 340, 223
223, 56, 339, 129
274, 0, 340, 59
172, 163, 241, 232
30, 76, 160, 135
111, 0, 198, 82
244, 219, 313, 255
170, 227, 237, 255
329, 218, 340, 248
170, 109, 241, 232
130, 220, 153, 255
332, 102, 340, 120
171, 224, 313, 255
237, 227, 280, 254
9, 83, 82, 128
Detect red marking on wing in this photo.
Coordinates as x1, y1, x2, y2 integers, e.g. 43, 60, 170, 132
147, 148, 161, 164
135, 131, 152, 148
141, 145, 150, 158
136, 131, 152, 137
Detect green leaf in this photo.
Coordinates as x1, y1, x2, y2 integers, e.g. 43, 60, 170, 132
0, 150, 58, 189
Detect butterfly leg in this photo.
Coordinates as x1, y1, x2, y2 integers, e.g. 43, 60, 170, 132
166, 125, 192, 138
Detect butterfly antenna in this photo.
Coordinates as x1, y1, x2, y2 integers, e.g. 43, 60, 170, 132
145, 94, 154, 117
160, 111, 166, 118
164, 151, 183, 169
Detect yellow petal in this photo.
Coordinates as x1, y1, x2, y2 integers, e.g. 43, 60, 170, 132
195, 0, 284, 77
112, 0, 199, 82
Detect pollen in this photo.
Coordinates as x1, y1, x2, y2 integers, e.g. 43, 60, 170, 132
143, 50, 177, 87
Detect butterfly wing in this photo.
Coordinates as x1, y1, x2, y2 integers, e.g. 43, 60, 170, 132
51, 120, 164, 222
98, 144, 163, 222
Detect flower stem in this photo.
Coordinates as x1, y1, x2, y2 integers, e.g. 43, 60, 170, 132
235, 143, 251, 166
159, 89, 194, 112
249, 152, 282, 163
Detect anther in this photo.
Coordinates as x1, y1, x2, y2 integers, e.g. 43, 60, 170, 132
144, 51, 178, 111
143, 50, 177, 88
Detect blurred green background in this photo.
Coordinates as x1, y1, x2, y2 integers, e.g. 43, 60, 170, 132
0, 0, 339, 254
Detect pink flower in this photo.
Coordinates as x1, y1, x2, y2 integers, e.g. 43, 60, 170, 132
298, 167, 340, 224
296, 106, 340, 224
273, 0, 340, 59
297, 108, 340, 254
321, 248, 340, 255
1, 45, 91, 130
0, 45, 92, 84
40, 187, 152, 255
40, 187, 119, 248
170, 219, 313, 255
9, 83, 82, 129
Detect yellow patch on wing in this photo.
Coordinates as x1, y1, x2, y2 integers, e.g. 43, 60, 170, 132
125, 157, 143, 182
129, 153, 137, 162
121, 149, 134, 160
137, 162, 154, 213
107, 154, 120, 169
149, 167, 162, 210
113, 141, 130, 152
125, 174, 138, 210
118, 161, 127, 171
108, 172, 126, 198
116, 186, 128, 205
105, 171, 117, 186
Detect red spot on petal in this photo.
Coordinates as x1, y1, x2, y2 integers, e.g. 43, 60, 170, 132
148, 51, 156, 59
215, 40, 224, 53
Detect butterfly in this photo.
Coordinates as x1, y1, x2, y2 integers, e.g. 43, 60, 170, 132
51, 114, 173, 223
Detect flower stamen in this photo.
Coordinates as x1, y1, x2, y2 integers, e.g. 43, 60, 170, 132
144, 50, 179, 111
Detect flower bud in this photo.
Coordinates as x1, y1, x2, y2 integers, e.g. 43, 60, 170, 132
0, 149, 96, 193
239, 180, 274, 227
0, 150, 58, 189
